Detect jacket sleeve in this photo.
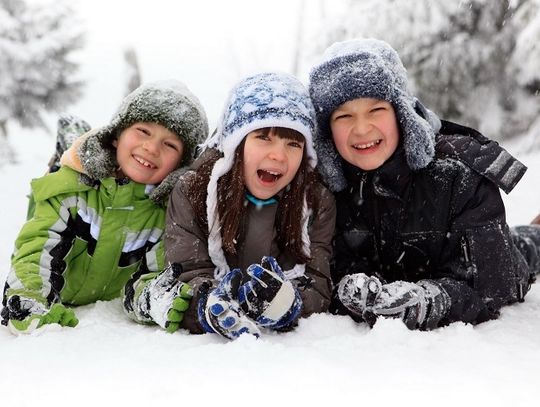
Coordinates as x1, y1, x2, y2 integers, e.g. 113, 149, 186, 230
434, 167, 530, 325
297, 184, 336, 318
4, 187, 79, 307
163, 179, 216, 334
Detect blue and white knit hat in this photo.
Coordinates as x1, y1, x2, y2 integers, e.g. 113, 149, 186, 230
202, 72, 317, 280
309, 38, 441, 192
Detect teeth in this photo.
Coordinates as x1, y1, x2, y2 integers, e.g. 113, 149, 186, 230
135, 156, 156, 168
266, 170, 281, 176
353, 140, 381, 149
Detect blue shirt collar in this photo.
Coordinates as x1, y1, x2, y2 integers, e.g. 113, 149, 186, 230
245, 192, 278, 206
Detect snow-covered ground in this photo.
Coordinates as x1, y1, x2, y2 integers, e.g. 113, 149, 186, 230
1, 130, 539, 406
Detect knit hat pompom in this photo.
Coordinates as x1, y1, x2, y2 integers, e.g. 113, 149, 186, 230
78, 80, 209, 181
309, 38, 440, 191
202, 72, 317, 280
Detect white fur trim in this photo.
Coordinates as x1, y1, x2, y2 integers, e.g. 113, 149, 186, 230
206, 155, 234, 277
301, 194, 312, 258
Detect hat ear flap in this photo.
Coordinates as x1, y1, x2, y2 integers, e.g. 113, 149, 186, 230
314, 136, 347, 192
393, 95, 436, 170
77, 125, 118, 180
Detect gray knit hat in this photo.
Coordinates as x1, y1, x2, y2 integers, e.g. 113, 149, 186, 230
79, 80, 209, 181
309, 38, 441, 191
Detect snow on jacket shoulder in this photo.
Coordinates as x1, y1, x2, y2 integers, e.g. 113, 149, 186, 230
165, 170, 336, 334
4, 166, 167, 307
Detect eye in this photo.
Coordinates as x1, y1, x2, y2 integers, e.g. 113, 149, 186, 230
370, 106, 386, 113
255, 133, 271, 141
164, 141, 179, 151
137, 127, 151, 136
288, 140, 304, 149
332, 113, 351, 121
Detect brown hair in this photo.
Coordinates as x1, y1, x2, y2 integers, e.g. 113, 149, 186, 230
187, 127, 318, 264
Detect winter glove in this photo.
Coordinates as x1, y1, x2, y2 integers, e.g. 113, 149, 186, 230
134, 263, 193, 333
337, 273, 450, 330
198, 269, 261, 340
238, 256, 303, 330
1, 295, 78, 335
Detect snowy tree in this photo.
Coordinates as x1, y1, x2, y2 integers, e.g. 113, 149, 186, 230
313, 0, 540, 142
0, 0, 84, 140
123, 46, 141, 96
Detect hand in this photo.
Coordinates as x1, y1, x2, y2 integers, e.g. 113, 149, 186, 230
139, 263, 193, 333
337, 274, 450, 330
238, 256, 303, 330
198, 269, 261, 340
1, 296, 78, 335
336, 273, 383, 325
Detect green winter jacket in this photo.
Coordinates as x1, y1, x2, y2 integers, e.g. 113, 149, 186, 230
5, 166, 166, 307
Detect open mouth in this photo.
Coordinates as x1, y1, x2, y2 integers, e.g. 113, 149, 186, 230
352, 139, 382, 150
257, 169, 283, 183
134, 155, 157, 169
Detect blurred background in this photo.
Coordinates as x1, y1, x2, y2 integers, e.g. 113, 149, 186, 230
1, 0, 540, 164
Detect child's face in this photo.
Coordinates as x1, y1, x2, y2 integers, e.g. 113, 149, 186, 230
113, 122, 183, 184
243, 129, 304, 200
330, 98, 400, 171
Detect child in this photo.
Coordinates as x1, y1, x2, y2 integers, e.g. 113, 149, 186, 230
308, 38, 540, 330
164, 72, 336, 339
1, 80, 209, 334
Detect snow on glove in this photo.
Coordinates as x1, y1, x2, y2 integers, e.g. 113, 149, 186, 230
337, 274, 450, 330
1, 295, 78, 335
238, 256, 303, 330
337, 273, 382, 327
135, 263, 193, 333
197, 269, 261, 340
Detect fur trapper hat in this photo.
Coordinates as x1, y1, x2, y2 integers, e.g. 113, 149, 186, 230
309, 38, 441, 191
75, 80, 208, 202
78, 80, 208, 176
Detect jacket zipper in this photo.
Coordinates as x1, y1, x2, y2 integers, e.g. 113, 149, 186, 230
355, 173, 367, 206
460, 235, 477, 280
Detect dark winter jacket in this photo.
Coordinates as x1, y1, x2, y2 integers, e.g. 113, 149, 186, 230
332, 120, 530, 326
165, 166, 336, 334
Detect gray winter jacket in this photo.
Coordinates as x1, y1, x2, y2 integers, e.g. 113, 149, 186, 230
165, 168, 336, 334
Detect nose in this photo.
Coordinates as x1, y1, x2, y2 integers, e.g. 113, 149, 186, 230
352, 117, 372, 136
142, 138, 160, 156
268, 143, 287, 162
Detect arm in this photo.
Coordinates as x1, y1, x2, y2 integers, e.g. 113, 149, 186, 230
163, 178, 216, 334
5, 185, 78, 307
436, 169, 530, 325
2, 175, 81, 333
297, 185, 336, 317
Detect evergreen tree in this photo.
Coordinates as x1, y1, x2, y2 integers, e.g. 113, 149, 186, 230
123, 47, 141, 96
0, 0, 84, 140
